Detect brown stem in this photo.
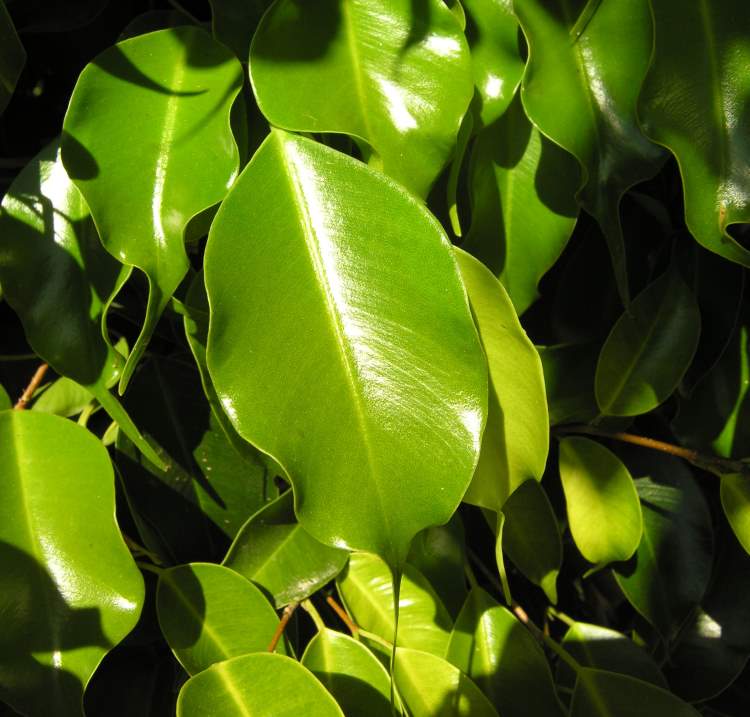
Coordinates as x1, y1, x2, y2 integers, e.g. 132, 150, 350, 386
326, 595, 359, 636
268, 602, 299, 652
555, 424, 750, 476
14, 363, 49, 410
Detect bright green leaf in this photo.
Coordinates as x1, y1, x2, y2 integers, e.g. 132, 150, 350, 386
0, 410, 143, 717
62, 26, 243, 390
223, 491, 348, 608
0, 0, 25, 114
249, 0, 473, 197
31, 376, 92, 417
721, 473, 750, 555
558, 436, 642, 565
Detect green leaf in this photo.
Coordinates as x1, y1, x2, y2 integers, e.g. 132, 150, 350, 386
571, 668, 700, 717
0, 0, 25, 114
446, 587, 562, 716
205, 129, 486, 566
0, 141, 163, 468
337, 551, 453, 656
595, 270, 701, 416
157, 563, 289, 676
456, 248, 548, 511
513, 0, 665, 304
0, 384, 11, 410
61, 26, 243, 391
177, 653, 345, 717
462, 0, 524, 128
249, 0, 473, 197
638, 0, 750, 269
223, 491, 348, 608
394, 647, 499, 717
558, 436, 642, 566
31, 376, 92, 417
301, 628, 391, 717
462, 93, 579, 315
501, 479, 562, 603
0, 410, 143, 717
209, 0, 271, 59
721, 473, 750, 555
538, 343, 599, 425
614, 454, 713, 641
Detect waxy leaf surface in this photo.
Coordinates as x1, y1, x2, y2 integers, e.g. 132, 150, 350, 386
456, 248, 548, 510
0, 0, 25, 114
638, 0, 750, 268
157, 563, 289, 676
0, 411, 143, 717
205, 129, 486, 566
223, 491, 348, 608
177, 653, 344, 717
62, 26, 243, 389
249, 0, 473, 197
558, 437, 642, 566
513, 0, 664, 302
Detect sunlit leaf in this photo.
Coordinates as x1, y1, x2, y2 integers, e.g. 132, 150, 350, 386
721, 473, 750, 556
31, 376, 91, 417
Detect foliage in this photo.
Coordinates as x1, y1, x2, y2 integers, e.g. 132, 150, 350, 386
1, 0, 750, 715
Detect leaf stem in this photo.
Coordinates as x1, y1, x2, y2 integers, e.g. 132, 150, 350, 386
301, 600, 326, 632
268, 602, 299, 652
326, 595, 359, 636
14, 363, 49, 409
513, 603, 581, 673
547, 606, 577, 628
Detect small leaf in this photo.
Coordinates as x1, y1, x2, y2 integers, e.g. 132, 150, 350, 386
595, 270, 701, 416
157, 563, 289, 676
337, 552, 453, 657
456, 248, 548, 511
223, 491, 348, 608
249, 0, 473, 197
302, 628, 391, 717
0, 384, 11, 410
177, 653, 344, 717
394, 647, 499, 717
31, 376, 92, 417
721, 474, 750, 556
558, 436, 642, 566
446, 587, 562, 716
0, 0, 25, 114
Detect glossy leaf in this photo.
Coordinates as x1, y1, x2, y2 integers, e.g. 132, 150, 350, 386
223, 491, 348, 608
456, 248, 548, 511
0, 0, 25, 114
31, 376, 92, 417
595, 270, 701, 416
721, 474, 750, 555
0, 141, 163, 467
615, 455, 713, 641
638, 0, 750, 268
205, 129, 486, 566
249, 0, 473, 197
463, 93, 579, 315
209, 0, 271, 60
62, 27, 243, 390
446, 587, 563, 715
538, 343, 599, 425
394, 647, 499, 717
301, 628, 391, 717
558, 437, 642, 566
177, 653, 344, 717
0, 410, 143, 717
157, 563, 289, 676
514, 0, 664, 303
501, 479, 561, 603
571, 668, 700, 717
337, 551, 452, 656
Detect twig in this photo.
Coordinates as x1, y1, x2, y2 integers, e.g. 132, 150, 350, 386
268, 602, 299, 652
14, 363, 49, 409
326, 595, 359, 636
554, 423, 750, 476
512, 603, 581, 673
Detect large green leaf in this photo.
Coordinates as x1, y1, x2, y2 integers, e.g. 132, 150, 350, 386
0, 410, 143, 717
456, 248, 548, 511
558, 437, 642, 566
446, 587, 562, 716
0, 142, 162, 467
301, 629, 391, 717
177, 653, 344, 717
513, 0, 664, 303
61, 26, 243, 390
615, 454, 713, 641
205, 129, 486, 566
394, 647, 499, 717
462, 93, 579, 315
721, 473, 750, 556
0, 0, 25, 114
638, 0, 750, 268
223, 491, 348, 608
249, 0, 473, 197
337, 552, 453, 657
157, 563, 289, 676
595, 270, 701, 416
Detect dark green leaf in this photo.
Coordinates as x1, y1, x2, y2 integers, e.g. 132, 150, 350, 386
209, 0, 271, 59
0, 0, 25, 114
538, 343, 599, 426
